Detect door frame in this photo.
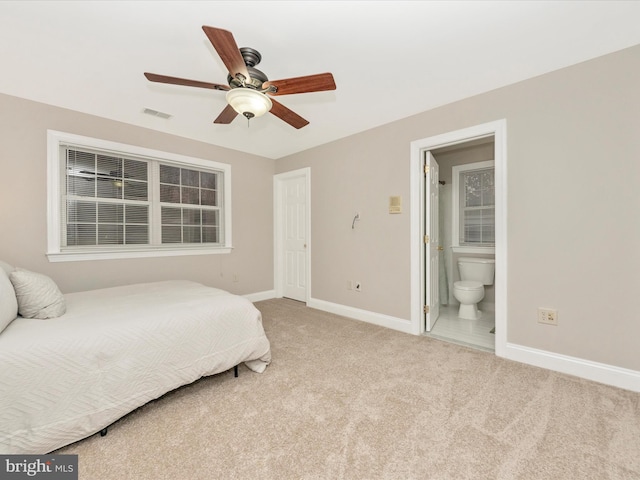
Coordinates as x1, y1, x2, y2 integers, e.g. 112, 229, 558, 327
273, 167, 311, 302
410, 119, 507, 357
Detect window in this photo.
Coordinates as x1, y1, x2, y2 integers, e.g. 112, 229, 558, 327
47, 131, 232, 261
452, 161, 495, 253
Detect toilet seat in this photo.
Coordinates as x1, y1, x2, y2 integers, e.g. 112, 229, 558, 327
454, 280, 483, 291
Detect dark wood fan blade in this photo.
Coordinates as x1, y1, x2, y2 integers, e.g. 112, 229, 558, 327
144, 73, 229, 91
269, 99, 309, 129
264, 73, 336, 96
202, 26, 250, 81
214, 104, 239, 124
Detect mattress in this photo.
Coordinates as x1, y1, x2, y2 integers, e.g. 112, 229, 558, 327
0, 280, 271, 454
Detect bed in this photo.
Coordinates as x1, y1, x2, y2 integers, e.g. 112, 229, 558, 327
0, 265, 271, 454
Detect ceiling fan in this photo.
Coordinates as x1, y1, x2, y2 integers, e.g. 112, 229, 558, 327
144, 26, 336, 129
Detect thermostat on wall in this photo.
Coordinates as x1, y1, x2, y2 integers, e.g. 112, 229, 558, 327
389, 196, 402, 214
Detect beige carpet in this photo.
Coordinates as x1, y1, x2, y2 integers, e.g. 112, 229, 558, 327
57, 298, 640, 479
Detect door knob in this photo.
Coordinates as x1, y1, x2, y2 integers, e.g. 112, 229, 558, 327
437, 245, 444, 251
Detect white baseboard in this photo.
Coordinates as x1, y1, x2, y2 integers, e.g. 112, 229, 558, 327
503, 343, 640, 393
307, 297, 413, 334
244, 290, 276, 303
246, 292, 640, 393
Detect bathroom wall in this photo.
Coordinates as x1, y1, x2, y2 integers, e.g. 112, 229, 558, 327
432, 140, 495, 308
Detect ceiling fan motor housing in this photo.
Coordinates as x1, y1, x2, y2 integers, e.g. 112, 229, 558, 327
227, 47, 269, 89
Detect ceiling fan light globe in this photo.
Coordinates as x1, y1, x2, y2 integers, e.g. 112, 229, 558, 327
226, 88, 272, 118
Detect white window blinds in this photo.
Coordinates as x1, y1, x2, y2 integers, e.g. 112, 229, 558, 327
48, 130, 231, 262
158, 164, 221, 244
459, 167, 495, 246
65, 148, 150, 247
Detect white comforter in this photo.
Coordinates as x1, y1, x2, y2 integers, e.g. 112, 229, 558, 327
0, 280, 271, 454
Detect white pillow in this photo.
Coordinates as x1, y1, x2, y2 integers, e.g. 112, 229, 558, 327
0, 260, 14, 275
9, 268, 67, 319
0, 268, 18, 333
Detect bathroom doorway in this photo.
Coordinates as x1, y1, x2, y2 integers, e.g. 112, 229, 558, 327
410, 119, 507, 356
426, 137, 496, 351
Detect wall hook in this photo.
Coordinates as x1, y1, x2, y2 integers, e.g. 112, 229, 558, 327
352, 213, 360, 229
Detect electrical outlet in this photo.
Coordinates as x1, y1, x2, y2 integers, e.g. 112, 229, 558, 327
355, 282, 362, 292
538, 308, 558, 325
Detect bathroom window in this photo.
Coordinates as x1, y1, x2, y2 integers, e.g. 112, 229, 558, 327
452, 161, 495, 253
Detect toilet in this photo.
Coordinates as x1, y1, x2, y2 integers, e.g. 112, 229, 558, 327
453, 257, 495, 320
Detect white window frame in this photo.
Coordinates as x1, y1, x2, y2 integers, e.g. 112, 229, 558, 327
47, 130, 232, 262
451, 160, 495, 254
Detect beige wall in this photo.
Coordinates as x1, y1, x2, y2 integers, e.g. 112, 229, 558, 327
433, 141, 494, 184
277, 127, 412, 319
277, 44, 640, 371
0, 94, 276, 295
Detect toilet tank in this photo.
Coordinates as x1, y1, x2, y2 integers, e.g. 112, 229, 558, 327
457, 257, 495, 285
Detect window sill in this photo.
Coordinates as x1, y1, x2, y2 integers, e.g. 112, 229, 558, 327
451, 246, 495, 255
47, 246, 233, 263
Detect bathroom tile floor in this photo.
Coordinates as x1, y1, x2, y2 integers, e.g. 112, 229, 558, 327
425, 304, 495, 352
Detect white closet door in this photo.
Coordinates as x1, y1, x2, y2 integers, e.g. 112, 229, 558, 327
283, 175, 307, 302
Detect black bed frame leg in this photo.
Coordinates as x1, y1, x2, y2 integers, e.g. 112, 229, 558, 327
234, 365, 238, 377
100, 427, 108, 437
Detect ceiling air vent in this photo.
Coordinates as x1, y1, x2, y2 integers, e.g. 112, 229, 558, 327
143, 108, 172, 119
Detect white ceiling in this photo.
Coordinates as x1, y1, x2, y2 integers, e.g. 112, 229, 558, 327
1, 1, 639, 159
